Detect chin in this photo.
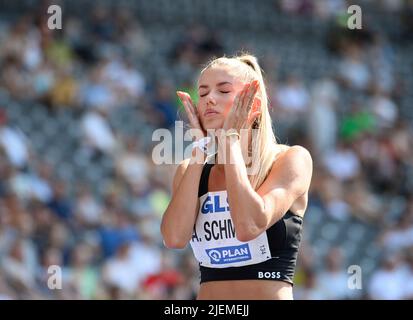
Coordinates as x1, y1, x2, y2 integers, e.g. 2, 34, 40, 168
202, 120, 223, 131
203, 124, 224, 131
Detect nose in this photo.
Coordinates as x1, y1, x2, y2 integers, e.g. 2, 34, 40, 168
206, 95, 217, 107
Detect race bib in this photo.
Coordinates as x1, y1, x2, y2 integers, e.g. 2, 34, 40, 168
190, 191, 272, 268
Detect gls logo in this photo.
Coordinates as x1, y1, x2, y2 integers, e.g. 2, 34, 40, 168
258, 271, 281, 279
201, 195, 230, 214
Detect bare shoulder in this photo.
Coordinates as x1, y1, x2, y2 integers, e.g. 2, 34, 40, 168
271, 144, 313, 183
264, 145, 313, 212
274, 144, 313, 167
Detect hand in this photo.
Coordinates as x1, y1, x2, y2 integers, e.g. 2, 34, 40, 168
177, 91, 207, 164
177, 91, 205, 138
222, 80, 261, 132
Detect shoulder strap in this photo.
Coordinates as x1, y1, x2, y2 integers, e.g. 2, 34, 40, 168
198, 163, 214, 197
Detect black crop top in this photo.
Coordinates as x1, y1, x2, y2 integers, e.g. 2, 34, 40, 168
190, 162, 304, 285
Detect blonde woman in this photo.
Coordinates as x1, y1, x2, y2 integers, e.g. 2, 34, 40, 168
161, 53, 313, 300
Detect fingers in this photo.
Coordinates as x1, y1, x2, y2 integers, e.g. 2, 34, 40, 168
244, 80, 259, 116
232, 91, 242, 114
177, 91, 196, 117
177, 91, 200, 128
180, 91, 197, 110
231, 83, 248, 116
183, 102, 196, 123
239, 83, 251, 113
235, 80, 259, 112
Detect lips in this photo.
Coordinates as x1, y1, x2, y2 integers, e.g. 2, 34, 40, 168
204, 109, 219, 117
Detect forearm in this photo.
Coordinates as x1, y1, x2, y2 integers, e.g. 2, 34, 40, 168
222, 139, 268, 240
161, 151, 205, 248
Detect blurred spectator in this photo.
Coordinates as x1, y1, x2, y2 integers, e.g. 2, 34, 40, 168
380, 209, 413, 253
0, 271, 17, 299
369, 89, 398, 130
275, 74, 309, 120
115, 137, 150, 189
23, 161, 54, 203
98, 210, 140, 259
307, 77, 339, 156
279, 0, 313, 16
345, 177, 384, 224
368, 35, 396, 94
340, 102, 376, 142
102, 239, 141, 297
316, 247, 356, 299
320, 175, 350, 221
48, 180, 74, 221
322, 141, 361, 182
49, 65, 79, 109
66, 242, 100, 299
1, 236, 38, 294
80, 109, 118, 158
141, 251, 183, 300
100, 55, 145, 105
294, 269, 324, 300
152, 81, 178, 129
80, 66, 116, 111
402, 248, 413, 299
0, 110, 30, 169
368, 253, 406, 299
337, 43, 371, 91
129, 231, 163, 288
75, 185, 103, 227
313, 0, 346, 20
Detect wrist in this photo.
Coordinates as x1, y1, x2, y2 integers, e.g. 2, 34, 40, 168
218, 129, 240, 148
190, 147, 206, 165
190, 136, 216, 165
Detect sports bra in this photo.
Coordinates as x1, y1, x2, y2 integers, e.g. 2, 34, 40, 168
189, 162, 304, 285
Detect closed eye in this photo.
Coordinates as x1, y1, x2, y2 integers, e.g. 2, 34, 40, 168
200, 91, 230, 97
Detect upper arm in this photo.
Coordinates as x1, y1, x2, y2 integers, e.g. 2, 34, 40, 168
257, 145, 313, 225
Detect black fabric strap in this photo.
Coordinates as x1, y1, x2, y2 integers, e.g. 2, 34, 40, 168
198, 163, 214, 197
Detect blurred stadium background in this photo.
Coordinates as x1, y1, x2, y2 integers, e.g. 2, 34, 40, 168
0, 0, 412, 299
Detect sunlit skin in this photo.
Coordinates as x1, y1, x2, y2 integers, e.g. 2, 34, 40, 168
197, 66, 260, 131
171, 65, 312, 300
177, 65, 261, 165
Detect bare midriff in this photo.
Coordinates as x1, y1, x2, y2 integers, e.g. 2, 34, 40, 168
197, 279, 293, 300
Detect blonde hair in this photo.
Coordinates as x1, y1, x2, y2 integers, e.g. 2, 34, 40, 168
200, 53, 278, 190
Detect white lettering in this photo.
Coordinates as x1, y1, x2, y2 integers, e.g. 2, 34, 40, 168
258, 271, 281, 279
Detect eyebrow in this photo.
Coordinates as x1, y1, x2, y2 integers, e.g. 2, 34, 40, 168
198, 81, 233, 90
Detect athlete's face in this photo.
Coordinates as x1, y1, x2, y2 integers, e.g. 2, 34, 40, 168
197, 66, 245, 130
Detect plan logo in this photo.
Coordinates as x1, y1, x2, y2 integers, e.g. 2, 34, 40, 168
206, 244, 251, 264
